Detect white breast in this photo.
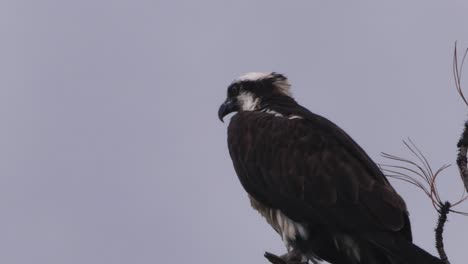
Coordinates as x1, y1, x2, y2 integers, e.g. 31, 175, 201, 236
249, 196, 308, 249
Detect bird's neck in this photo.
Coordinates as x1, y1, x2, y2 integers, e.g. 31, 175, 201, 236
259, 95, 303, 116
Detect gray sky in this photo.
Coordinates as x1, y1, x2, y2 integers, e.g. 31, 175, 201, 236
1, 1, 468, 263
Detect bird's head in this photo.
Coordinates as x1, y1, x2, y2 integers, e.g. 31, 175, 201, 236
218, 72, 292, 122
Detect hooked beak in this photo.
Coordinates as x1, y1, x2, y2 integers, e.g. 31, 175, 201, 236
218, 98, 238, 122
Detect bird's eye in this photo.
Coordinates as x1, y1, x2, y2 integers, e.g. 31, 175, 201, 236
229, 85, 241, 97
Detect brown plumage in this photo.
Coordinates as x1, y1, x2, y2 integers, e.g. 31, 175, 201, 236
219, 72, 443, 264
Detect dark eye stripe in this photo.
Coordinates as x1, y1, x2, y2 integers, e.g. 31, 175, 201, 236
228, 84, 240, 97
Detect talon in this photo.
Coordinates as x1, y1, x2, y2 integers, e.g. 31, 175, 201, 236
264, 250, 308, 264
264, 252, 287, 264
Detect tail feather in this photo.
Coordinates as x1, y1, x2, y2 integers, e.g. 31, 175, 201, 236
366, 235, 444, 264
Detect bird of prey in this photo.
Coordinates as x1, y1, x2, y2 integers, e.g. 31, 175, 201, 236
218, 72, 443, 264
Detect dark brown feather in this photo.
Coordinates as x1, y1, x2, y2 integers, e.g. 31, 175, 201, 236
227, 110, 410, 239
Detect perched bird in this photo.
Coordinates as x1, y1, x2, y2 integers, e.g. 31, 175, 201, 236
218, 72, 443, 264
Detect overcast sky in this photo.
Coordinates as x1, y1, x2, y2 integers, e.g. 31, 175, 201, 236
1, 1, 468, 264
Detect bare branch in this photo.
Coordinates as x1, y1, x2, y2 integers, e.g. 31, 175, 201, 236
454, 42, 468, 194
456, 122, 468, 193
435, 202, 451, 264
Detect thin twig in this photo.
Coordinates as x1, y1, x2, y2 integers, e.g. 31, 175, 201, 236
381, 139, 467, 214
454, 42, 468, 107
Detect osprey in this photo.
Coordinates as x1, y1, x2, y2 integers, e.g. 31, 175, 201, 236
218, 72, 443, 264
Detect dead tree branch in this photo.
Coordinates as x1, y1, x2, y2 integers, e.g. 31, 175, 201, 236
454, 43, 468, 194
435, 201, 451, 264
456, 122, 468, 193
